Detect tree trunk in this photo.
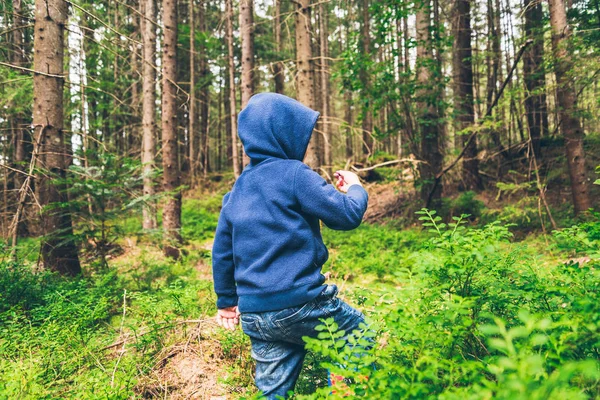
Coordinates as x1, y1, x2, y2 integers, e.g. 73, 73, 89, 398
295, 0, 319, 169
162, 0, 182, 257
199, 0, 210, 175
273, 0, 285, 94
360, 0, 373, 158
344, 91, 353, 159
217, 78, 223, 171
240, 0, 255, 108
416, 1, 443, 207
189, 0, 197, 186
240, 0, 254, 168
33, 0, 81, 275
548, 0, 592, 214
523, 0, 549, 158
129, 1, 141, 158
453, 0, 482, 190
226, 0, 241, 177
142, 0, 157, 230
319, 2, 332, 177
12, 0, 30, 237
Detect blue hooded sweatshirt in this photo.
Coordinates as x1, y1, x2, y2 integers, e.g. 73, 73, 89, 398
212, 93, 369, 313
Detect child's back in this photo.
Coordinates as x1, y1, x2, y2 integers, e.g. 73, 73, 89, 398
213, 93, 368, 313
212, 93, 369, 399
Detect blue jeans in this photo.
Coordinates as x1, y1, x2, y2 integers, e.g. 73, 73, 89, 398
240, 284, 366, 399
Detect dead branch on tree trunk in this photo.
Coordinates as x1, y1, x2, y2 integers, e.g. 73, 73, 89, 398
425, 39, 533, 209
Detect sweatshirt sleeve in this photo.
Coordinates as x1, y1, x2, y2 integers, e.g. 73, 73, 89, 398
294, 163, 369, 230
212, 193, 238, 309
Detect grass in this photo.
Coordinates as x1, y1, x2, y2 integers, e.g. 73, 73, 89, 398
0, 188, 598, 399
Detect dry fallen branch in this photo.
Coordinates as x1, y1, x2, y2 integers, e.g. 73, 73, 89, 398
351, 158, 422, 173
102, 318, 214, 351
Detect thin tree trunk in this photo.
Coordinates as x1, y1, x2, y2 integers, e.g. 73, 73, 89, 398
453, 0, 482, 190
189, 0, 197, 186
226, 0, 241, 177
129, 1, 141, 157
360, 0, 373, 158
33, 0, 81, 275
162, 0, 182, 257
217, 77, 223, 171
416, 0, 443, 207
199, 0, 210, 175
523, 0, 549, 158
295, 0, 319, 169
273, 0, 285, 93
313, 11, 323, 167
319, 2, 332, 177
548, 0, 592, 214
240, 0, 254, 167
240, 0, 255, 108
12, 0, 30, 237
142, 0, 157, 229
344, 91, 353, 159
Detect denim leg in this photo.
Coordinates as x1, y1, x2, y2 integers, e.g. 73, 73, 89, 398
249, 337, 306, 399
240, 285, 368, 398
271, 285, 367, 346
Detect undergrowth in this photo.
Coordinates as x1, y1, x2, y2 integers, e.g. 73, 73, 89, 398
1, 191, 598, 399
301, 210, 600, 399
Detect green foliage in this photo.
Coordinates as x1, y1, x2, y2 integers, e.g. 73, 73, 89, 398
553, 212, 600, 259
0, 239, 215, 399
64, 153, 151, 267
442, 191, 485, 220
181, 196, 223, 242
300, 209, 600, 399
322, 223, 427, 279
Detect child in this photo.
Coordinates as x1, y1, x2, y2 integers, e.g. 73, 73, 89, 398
212, 93, 369, 399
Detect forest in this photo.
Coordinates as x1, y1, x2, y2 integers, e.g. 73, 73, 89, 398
0, 0, 599, 397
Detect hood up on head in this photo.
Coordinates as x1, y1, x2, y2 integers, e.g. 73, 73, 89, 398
238, 93, 320, 162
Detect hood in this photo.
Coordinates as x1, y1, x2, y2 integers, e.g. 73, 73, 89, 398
238, 93, 320, 162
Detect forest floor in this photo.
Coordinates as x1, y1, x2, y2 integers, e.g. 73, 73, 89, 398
1, 174, 598, 399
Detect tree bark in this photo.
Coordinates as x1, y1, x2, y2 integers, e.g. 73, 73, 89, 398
344, 91, 353, 159
319, 2, 332, 176
523, 0, 549, 158
189, 0, 197, 186
453, 0, 482, 190
129, 1, 141, 157
548, 0, 592, 214
162, 0, 182, 257
33, 0, 81, 275
142, 0, 157, 230
226, 0, 241, 177
360, 0, 373, 158
240, 0, 254, 167
273, 0, 285, 94
240, 0, 255, 108
295, 0, 319, 169
199, 0, 210, 175
416, 0, 443, 207
12, 0, 30, 237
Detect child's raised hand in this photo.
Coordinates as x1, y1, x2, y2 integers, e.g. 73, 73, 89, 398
334, 170, 362, 193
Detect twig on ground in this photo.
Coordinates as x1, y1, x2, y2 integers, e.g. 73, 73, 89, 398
102, 318, 214, 350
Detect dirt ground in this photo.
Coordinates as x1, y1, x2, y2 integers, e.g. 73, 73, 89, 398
137, 337, 230, 399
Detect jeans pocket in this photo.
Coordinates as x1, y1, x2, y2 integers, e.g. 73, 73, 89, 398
241, 315, 268, 341
273, 300, 317, 327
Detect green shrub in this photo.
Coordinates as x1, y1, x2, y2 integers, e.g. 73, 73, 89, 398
442, 191, 485, 220
300, 210, 600, 399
